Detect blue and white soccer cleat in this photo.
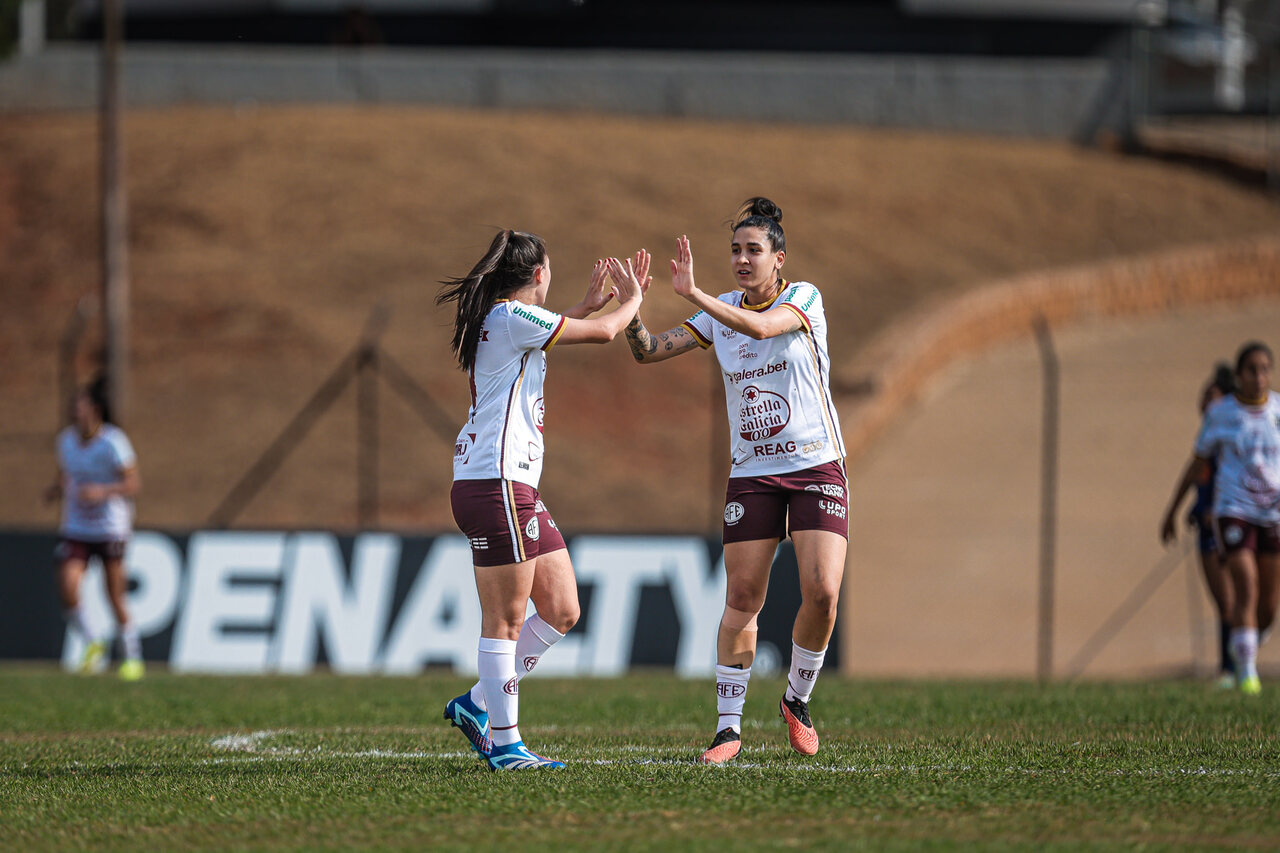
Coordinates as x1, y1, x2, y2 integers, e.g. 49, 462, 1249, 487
485, 740, 565, 771
444, 691, 492, 756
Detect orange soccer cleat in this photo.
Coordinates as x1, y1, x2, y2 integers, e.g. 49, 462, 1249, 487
779, 695, 819, 756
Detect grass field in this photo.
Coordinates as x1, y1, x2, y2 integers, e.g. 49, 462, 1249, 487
2, 666, 1277, 850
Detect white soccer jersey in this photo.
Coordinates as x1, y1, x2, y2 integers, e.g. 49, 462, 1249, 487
453, 299, 566, 487
56, 424, 137, 541
683, 281, 845, 478
1195, 393, 1280, 526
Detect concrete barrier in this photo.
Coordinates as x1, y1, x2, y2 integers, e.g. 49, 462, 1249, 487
0, 44, 1111, 138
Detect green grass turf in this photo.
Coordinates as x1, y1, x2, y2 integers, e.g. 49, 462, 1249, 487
1, 665, 1277, 851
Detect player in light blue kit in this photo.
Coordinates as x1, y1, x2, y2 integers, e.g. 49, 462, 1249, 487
44, 376, 144, 680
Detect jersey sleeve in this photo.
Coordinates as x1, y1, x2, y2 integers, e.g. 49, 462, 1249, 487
106, 428, 137, 471
680, 310, 714, 349
1193, 406, 1223, 460
778, 282, 821, 332
506, 303, 567, 352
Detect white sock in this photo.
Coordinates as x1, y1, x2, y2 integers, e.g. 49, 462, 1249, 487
478, 637, 520, 747
514, 613, 564, 679
715, 664, 752, 734
64, 606, 95, 642
120, 622, 142, 661
469, 614, 565, 712
784, 642, 827, 705
1231, 628, 1260, 680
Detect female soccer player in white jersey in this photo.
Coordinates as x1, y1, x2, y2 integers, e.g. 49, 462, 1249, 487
624, 198, 847, 763
438, 229, 644, 770
44, 376, 144, 681
1176, 341, 1280, 695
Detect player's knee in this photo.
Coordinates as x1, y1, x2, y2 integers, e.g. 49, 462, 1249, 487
804, 586, 840, 620
545, 603, 579, 635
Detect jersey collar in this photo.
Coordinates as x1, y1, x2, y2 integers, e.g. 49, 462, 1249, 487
1235, 391, 1270, 407
742, 280, 788, 312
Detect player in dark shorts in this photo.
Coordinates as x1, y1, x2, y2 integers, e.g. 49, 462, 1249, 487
437, 229, 645, 770
625, 198, 848, 763
45, 375, 144, 680
1167, 342, 1280, 695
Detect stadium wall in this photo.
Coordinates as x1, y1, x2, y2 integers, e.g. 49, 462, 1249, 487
0, 529, 836, 677
0, 44, 1111, 137
835, 233, 1280, 470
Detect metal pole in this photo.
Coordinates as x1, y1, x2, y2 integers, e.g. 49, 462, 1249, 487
357, 344, 379, 529
1034, 317, 1059, 684
58, 296, 98, 426
100, 0, 129, 425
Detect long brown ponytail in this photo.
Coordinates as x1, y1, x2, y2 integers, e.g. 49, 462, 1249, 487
437, 230, 547, 371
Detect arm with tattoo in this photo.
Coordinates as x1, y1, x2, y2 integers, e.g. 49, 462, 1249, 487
625, 316, 701, 364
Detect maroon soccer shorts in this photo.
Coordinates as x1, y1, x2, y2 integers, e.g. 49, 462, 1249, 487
722, 460, 849, 544
54, 538, 127, 565
450, 479, 567, 567
1215, 516, 1280, 556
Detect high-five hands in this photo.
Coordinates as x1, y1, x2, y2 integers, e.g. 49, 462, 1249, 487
605, 257, 643, 304
580, 258, 615, 314
671, 235, 696, 299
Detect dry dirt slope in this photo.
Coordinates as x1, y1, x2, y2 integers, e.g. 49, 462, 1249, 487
2, 105, 1279, 533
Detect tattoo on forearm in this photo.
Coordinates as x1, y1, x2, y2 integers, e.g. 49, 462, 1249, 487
625, 318, 657, 360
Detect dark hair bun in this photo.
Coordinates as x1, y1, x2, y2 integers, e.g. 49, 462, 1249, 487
734, 196, 782, 228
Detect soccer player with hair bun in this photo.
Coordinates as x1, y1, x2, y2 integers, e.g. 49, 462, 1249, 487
625, 197, 848, 763
1171, 341, 1280, 695
437, 229, 645, 770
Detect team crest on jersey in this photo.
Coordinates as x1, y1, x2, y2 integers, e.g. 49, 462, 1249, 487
454, 433, 476, 462
525, 516, 541, 540
535, 397, 545, 432
739, 385, 791, 441
724, 501, 745, 525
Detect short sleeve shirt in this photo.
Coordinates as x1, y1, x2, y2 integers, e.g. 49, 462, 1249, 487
57, 424, 137, 541
1195, 394, 1280, 526
452, 300, 566, 487
682, 281, 845, 478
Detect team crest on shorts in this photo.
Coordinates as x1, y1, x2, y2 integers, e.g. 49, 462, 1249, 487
724, 501, 745, 525
1225, 524, 1244, 546
525, 516, 541, 540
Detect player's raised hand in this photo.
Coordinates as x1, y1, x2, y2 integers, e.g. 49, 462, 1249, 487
632, 249, 653, 295
579, 258, 615, 314
671, 235, 696, 298
605, 257, 643, 303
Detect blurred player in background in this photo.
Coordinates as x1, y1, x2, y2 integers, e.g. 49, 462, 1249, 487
43, 375, 143, 681
625, 198, 847, 764
1170, 342, 1280, 695
1160, 362, 1237, 687
437, 229, 644, 770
